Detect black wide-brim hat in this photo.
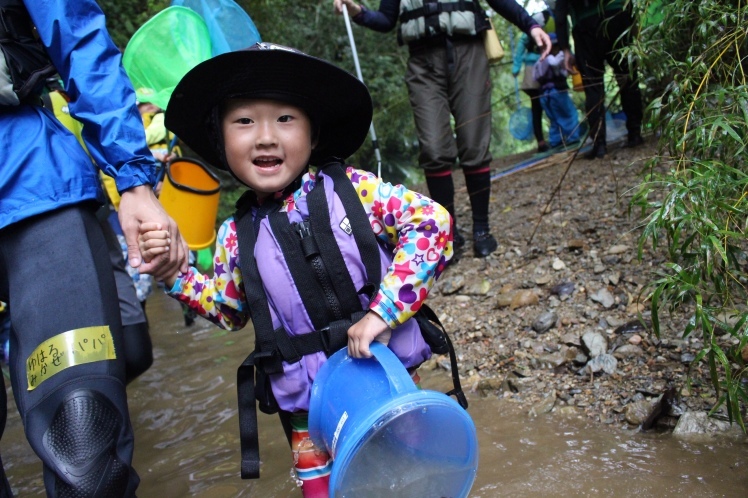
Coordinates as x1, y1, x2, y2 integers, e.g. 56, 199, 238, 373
165, 42, 373, 169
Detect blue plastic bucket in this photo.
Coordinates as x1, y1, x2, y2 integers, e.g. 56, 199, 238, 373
309, 343, 478, 498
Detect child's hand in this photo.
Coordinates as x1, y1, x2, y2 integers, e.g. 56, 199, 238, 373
347, 312, 391, 359
138, 222, 179, 286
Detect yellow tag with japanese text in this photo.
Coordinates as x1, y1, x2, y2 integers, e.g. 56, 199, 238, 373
26, 326, 116, 391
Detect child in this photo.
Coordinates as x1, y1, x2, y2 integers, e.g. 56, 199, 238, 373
512, 10, 555, 153
532, 33, 582, 148
138, 42, 453, 497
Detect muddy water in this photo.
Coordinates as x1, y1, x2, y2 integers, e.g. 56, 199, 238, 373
3, 290, 747, 496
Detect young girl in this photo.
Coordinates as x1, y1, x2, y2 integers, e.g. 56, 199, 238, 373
138, 42, 453, 497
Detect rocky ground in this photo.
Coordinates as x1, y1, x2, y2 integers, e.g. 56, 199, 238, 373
420, 140, 746, 434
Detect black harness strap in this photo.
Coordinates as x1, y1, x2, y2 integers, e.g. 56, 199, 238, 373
235, 199, 278, 480
307, 178, 366, 314
319, 162, 382, 297
268, 212, 337, 329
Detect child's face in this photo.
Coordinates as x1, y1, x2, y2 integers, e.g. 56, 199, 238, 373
221, 99, 315, 198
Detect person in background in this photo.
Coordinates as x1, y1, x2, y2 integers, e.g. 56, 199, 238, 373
0, 1, 187, 495
137, 42, 452, 497
532, 33, 582, 148
512, 10, 555, 153
333, 0, 550, 258
554, 0, 644, 159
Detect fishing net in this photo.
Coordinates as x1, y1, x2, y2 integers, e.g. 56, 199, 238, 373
122, 6, 212, 110
171, 0, 261, 56
509, 107, 533, 141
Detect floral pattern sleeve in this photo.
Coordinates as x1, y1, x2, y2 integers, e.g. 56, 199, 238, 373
167, 217, 249, 331
347, 167, 453, 328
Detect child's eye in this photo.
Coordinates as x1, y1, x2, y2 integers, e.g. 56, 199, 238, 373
277, 115, 293, 123
237, 117, 253, 124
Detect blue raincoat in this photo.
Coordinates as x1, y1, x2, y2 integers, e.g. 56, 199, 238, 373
0, 0, 159, 230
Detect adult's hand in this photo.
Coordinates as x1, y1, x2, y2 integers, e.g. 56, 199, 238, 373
530, 27, 552, 59
563, 48, 577, 74
333, 0, 362, 17
118, 185, 189, 280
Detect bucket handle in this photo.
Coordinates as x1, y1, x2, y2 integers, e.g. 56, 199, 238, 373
370, 342, 416, 396
166, 157, 221, 195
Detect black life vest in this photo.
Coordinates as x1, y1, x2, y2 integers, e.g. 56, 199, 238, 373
0, 0, 56, 106
234, 161, 466, 479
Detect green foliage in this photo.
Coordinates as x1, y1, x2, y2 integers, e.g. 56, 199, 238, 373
98, 0, 170, 49
628, 0, 748, 427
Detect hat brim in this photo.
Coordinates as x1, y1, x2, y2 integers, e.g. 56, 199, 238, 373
165, 46, 373, 169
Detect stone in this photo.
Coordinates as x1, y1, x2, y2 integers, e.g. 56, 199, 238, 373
532, 311, 558, 333
624, 399, 654, 425
590, 287, 615, 308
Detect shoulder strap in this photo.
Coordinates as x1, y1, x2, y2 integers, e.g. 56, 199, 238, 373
317, 162, 382, 297
234, 201, 284, 480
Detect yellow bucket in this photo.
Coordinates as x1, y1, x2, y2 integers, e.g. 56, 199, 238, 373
159, 158, 221, 250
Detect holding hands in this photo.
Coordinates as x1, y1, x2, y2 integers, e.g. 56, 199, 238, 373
137, 221, 180, 287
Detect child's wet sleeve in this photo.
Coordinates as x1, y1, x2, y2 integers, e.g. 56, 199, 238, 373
347, 167, 453, 327
167, 218, 249, 330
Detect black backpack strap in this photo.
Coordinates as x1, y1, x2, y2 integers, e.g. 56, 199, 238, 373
318, 162, 383, 297
414, 304, 468, 409
235, 202, 284, 480
268, 212, 340, 329
307, 175, 367, 314
236, 352, 260, 479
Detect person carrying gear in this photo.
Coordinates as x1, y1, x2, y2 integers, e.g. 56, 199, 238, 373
0, 0, 188, 496
137, 42, 458, 497
334, 0, 551, 258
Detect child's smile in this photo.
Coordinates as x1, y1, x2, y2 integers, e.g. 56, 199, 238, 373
221, 99, 315, 198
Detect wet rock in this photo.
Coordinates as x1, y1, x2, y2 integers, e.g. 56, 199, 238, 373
532, 311, 558, 333
624, 399, 654, 425
555, 406, 579, 416
673, 411, 745, 436
529, 390, 557, 417
590, 288, 615, 308
476, 378, 504, 397
507, 374, 536, 392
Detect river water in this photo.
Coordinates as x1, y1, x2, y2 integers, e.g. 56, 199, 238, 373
3, 291, 747, 496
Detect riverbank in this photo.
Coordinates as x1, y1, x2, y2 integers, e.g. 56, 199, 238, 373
423, 140, 745, 433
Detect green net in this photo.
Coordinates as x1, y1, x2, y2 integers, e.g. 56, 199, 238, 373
123, 6, 212, 110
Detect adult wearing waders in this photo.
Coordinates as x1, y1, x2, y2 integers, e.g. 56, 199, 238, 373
0, 0, 188, 496
334, 0, 551, 258
554, 0, 644, 159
